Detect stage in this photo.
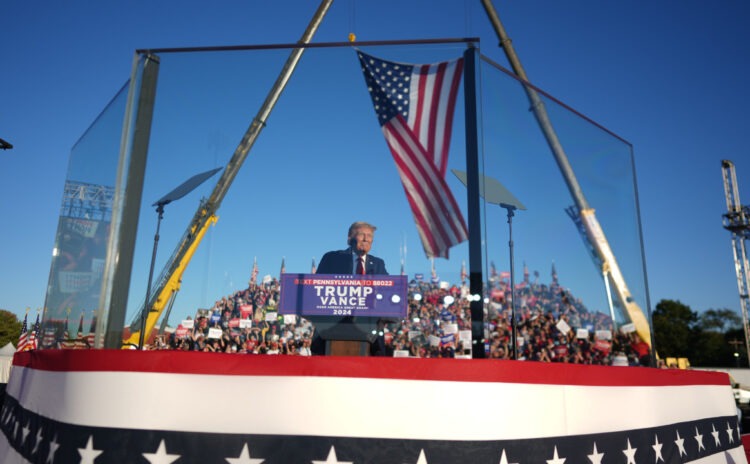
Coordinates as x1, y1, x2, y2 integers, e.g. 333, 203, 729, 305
0, 350, 745, 463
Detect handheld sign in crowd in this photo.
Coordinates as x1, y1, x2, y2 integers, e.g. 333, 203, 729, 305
279, 273, 408, 319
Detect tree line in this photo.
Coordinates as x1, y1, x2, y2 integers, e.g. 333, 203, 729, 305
653, 299, 747, 367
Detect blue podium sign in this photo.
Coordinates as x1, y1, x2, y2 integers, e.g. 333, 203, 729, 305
279, 274, 408, 318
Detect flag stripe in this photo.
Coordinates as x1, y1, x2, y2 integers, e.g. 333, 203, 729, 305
410, 64, 428, 143
384, 125, 454, 253
424, 62, 445, 161
403, 189, 442, 256
439, 59, 464, 175
409, 60, 463, 177
384, 118, 468, 251
385, 124, 454, 253
11, 350, 732, 386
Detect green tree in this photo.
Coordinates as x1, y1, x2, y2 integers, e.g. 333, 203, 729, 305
652, 299, 697, 359
654, 302, 747, 366
699, 308, 742, 333
691, 330, 735, 367
692, 308, 744, 366
0, 309, 21, 348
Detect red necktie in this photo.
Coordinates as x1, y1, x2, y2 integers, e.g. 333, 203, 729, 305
357, 257, 365, 275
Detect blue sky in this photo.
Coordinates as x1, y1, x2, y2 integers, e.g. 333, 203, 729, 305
2, 1, 750, 330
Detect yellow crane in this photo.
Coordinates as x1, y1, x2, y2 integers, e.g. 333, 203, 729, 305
123, 0, 334, 348
481, 0, 653, 349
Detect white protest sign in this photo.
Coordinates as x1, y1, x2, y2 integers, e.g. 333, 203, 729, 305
265, 312, 278, 322
620, 323, 636, 334
239, 319, 253, 329
576, 328, 589, 339
556, 319, 571, 334
428, 335, 441, 347
181, 319, 194, 329
458, 330, 472, 343
595, 330, 612, 340
393, 350, 410, 358
207, 328, 222, 339
442, 323, 458, 334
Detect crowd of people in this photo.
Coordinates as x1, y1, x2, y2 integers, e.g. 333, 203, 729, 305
145, 267, 652, 367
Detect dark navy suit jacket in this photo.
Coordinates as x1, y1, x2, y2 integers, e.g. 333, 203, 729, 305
316, 248, 388, 275
310, 248, 389, 355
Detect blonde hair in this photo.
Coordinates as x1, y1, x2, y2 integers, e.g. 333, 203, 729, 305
348, 221, 377, 244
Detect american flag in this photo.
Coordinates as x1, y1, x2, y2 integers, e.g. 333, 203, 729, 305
358, 51, 468, 259
27, 313, 40, 351
430, 258, 439, 283
41, 327, 56, 348
311, 257, 317, 274
86, 312, 97, 348
250, 257, 258, 285
15, 312, 28, 352
74, 312, 86, 349
60, 313, 71, 348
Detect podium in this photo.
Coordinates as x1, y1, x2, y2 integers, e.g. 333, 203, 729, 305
279, 273, 407, 356
328, 340, 368, 356
309, 314, 383, 356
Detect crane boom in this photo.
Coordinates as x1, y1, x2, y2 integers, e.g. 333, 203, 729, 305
721, 159, 750, 367
124, 0, 334, 346
480, 0, 652, 348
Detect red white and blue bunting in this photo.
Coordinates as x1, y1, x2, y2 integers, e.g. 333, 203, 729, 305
0, 350, 745, 463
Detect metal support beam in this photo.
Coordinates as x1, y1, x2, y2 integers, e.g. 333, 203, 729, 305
100, 53, 160, 349
722, 159, 750, 367
463, 45, 485, 358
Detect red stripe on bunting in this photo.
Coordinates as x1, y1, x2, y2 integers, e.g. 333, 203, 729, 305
12, 349, 730, 387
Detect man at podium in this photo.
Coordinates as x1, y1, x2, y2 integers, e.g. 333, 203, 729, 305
311, 221, 389, 356
316, 221, 388, 276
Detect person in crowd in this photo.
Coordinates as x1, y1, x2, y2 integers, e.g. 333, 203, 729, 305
630, 333, 651, 366
69, 260, 652, 367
